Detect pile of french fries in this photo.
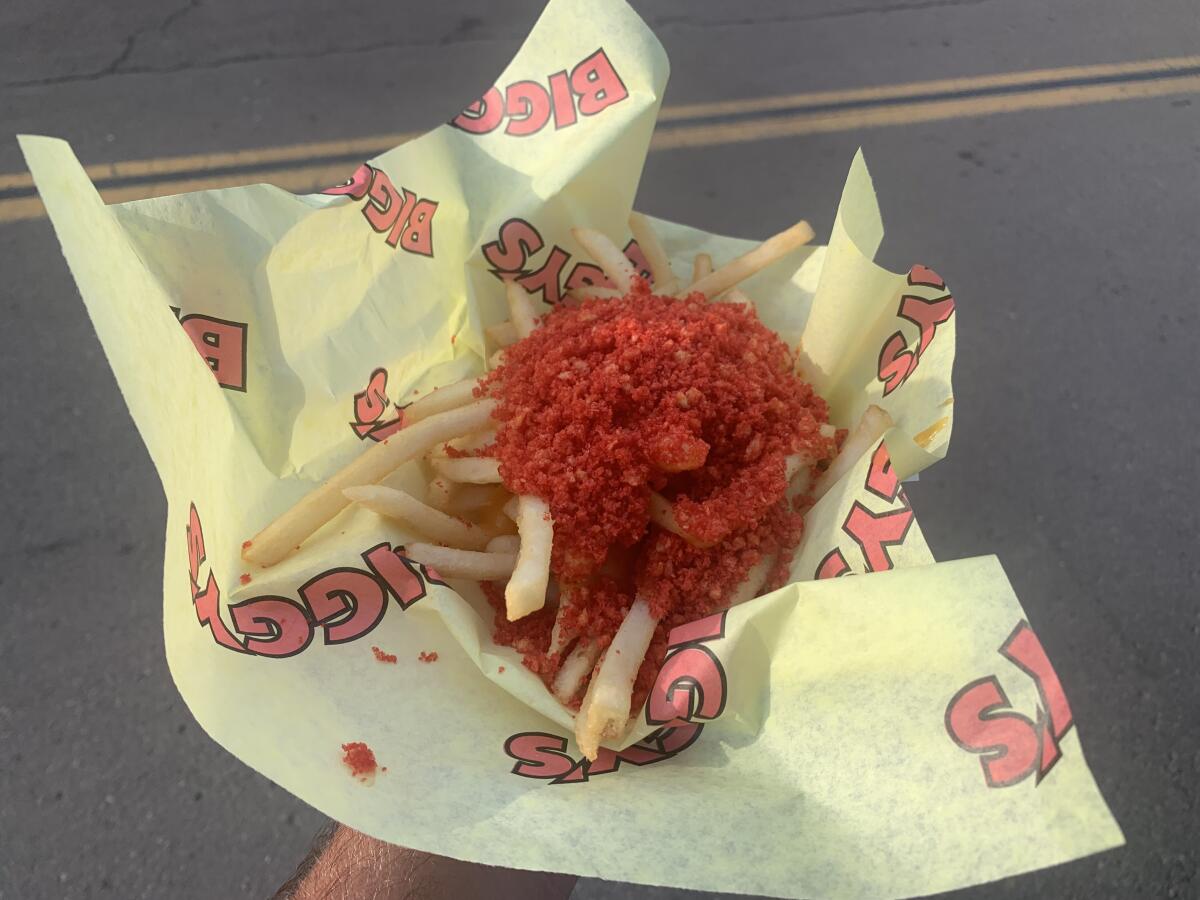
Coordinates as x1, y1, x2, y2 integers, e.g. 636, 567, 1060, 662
242, 214, 891, 759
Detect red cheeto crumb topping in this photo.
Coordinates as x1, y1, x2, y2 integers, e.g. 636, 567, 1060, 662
239, 573, 252, 586
418, 651, 439, 663
371, 646, 398, 664
480, 283, 834, 680
341, 742, 377, 780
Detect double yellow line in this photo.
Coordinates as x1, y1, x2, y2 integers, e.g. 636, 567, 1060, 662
6, 55, 1199, 224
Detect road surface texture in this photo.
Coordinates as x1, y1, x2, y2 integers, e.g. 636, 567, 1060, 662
1, 1, 1197, 898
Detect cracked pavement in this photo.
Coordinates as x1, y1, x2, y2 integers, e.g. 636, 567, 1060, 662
2, 1, 1198, 898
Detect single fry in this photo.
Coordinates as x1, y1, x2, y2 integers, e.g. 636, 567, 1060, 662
682, 220, 814, 300
243, 398, 497, 567
404, 543, 517, 580
430, 455, 503, 484
628, 211, 679, 294
426, 477, 454, 511
723, 287, 754, 307
574, 598, 659, 760
432, 429, 497, 457
549, 591, 576, 655
444, 483, 504, 515
647, 492, 713, 547
505, 281, 540, 339
405, 378, 480, 426
552, 640, 601, 704
812, 405, 894, 502
690, 252, 712, 285
503, 494, 521, 521
343, 485, 489, 550
486, 534, 520, 554
726, 553, 776, 607
485, 321, 519, 348
506, 495, 554, 621
572, 227, 636, 293
566, 285, 624, 302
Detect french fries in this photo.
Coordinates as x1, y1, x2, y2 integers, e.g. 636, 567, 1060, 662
812, 405, 893, 502
343, 485, 490, 550
426, 477, 454, 511
485, 321, 519, 348
403, 543, 517, 581
726, 553, 776, 607
682, 220, 814, 300
486, 534, 521, 554
506, 495, 554, 621
430, 456, 503, 484
242, 398, 496, 567
445, 483, 504, 515
647, 492, 712, 547
566, 285, 624, 302
552, 640, 601, 704
241, 215, 849, 755
572, 227, 636, 293
628, 212, 679, 294
404, 378, 479, 425
505, 281, 540, 339
575, 599, 659, 760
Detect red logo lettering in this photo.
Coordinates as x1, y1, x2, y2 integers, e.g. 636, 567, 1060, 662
570, 49, 629, 116
483, 218, 544, 274
502, 612, 728, 782
188, 506, 436, 658
320, 163, 373, 200
1000, 621, 1074, 779
481, 218, 658, 305
876, 265, 955, 396
300, 568, 388, 645
350, 368, 404, 442
841, 500, 914, 573
227, 596, 314, 658
945, 621, 1076, 786
452, 48, 627, 137
815, 548, 851, 580
451, 87, 506, 134
176, 313, 248, 392
504, 733, 575, 780
864, 440, 901, 503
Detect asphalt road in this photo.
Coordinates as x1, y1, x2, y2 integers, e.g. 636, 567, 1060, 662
2, 1, 1198, 898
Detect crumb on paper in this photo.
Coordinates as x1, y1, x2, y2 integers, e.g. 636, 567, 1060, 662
241, 540, 252, 550
418, 651, 439, 663
239, 573, 252, 585
341, 742, 377, 782
498, 665, 506, 673
371, 646, 398, 664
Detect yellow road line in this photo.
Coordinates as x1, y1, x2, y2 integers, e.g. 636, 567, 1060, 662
0, 132, 420, 193
6, 57, 1199, 224
654, 54, 1200, 121
650, 72, 1200, 151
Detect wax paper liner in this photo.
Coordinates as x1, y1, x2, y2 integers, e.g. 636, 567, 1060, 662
20, 0, 1122, 896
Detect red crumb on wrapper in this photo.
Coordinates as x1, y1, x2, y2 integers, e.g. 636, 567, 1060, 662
239, 573, 252, 585
498, 666, 506, 673
241, 540, 252, 550
371, 646, 398, 664
341, 742, 377, 781
418, 651, 439, 663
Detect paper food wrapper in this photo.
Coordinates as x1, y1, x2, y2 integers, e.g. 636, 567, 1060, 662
22, 0, 1123, 896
